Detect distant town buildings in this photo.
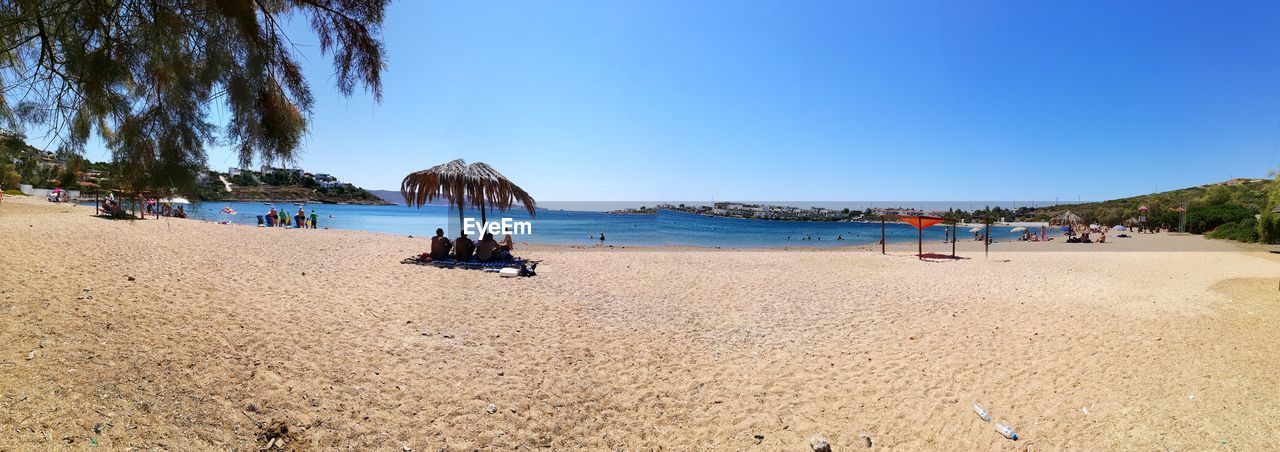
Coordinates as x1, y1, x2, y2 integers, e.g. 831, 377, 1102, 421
659, 202, 961, 222
259, 165, 303, 178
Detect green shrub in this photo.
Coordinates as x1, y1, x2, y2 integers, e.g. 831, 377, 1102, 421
1259, 212, 1280, 243
1210, 218, 1260, 242
1184, 203, 1254, 234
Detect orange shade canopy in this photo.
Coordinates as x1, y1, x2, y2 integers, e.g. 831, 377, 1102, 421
900, 215, 948, 230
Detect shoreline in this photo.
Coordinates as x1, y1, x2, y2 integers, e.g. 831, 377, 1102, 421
4, 195, 1280, 450
31, 196, 1268, 253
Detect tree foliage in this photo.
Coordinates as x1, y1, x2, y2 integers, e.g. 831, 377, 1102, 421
1209, 219, 1260, 243
0, 0, 389, 195
1258, 174, 1280, 243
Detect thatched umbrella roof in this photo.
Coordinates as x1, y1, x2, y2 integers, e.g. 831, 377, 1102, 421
463, 162, 536, 224
1049, 210, 1084, 226
402, 159, 469, 229
400, 159, 536, 234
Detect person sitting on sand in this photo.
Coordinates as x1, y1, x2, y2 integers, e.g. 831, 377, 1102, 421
430, 228, 453, 260
454, 233, 475, 260
266, 208, 277, 227
99, 198, 118, 217
475, 232, 500, 261
498, 234, 515, 251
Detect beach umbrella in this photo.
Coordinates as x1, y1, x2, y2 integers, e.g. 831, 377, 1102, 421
401, 159, 537, 233
1050, 211, 1085, 238
1010, 227, 1026, 233
401, 159, 469, 228
969, 227, 983, 233
900, 215, 946, 259
1048, 211, 1084, 226
463, 162, 537, 224
162, 197, 191, 204
1113, 225, 1128, 231
219, 206, 237, 223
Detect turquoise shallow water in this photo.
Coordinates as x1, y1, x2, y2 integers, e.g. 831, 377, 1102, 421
174, 201, 1041, 248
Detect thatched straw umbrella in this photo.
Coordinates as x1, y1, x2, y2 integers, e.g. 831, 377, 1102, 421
401, 159, 469, 228
463, 162, 536, 225
1049, 210, 1083, 227
400, 159, 536, 233
1050, 210, 1084, 238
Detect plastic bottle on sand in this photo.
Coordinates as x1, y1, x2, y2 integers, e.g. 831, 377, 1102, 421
995, 422, 1018, 440
973, 402, 991, 422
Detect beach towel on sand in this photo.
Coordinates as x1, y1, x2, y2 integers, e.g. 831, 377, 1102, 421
400, 255, 535, 272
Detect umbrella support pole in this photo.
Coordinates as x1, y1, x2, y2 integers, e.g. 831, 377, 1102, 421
917, 215, 922, 260
984, 220, 990, 258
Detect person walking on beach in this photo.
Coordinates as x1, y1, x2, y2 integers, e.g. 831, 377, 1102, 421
310, 210, 318, 229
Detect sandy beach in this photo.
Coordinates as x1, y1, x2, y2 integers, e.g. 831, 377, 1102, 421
3, 195, 1280, 450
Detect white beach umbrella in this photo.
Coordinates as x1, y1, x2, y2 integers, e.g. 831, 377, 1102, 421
1010, 227, 1027, 233
969, 227, 983, 233
161, 197, 190, 204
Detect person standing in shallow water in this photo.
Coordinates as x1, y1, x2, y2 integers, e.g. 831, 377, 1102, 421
310, 210, 318, 229
599, 232, 606, 243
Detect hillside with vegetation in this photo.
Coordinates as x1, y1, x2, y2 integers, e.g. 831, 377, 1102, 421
204, 169, 390, 205
0, 131, 103, 194
1025, 178, 1272, 242
2, 130, 387, 205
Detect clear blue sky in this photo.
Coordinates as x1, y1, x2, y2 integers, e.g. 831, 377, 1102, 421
89, 1, 1280, 201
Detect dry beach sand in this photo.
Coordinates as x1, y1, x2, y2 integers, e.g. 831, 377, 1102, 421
3, 195, 1280, 450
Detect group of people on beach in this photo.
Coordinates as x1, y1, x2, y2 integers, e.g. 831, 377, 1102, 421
429, 229, 515, 262
1015, 226, 1049, 242
264, 207, 318, 229
96, 195, 186, 219
143, 200, 186, 218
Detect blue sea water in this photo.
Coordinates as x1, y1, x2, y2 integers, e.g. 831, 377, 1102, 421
179, 201, 1039, 248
